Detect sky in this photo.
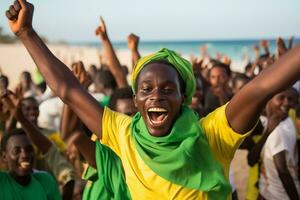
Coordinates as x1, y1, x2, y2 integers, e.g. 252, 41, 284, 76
0, 0, 299, 42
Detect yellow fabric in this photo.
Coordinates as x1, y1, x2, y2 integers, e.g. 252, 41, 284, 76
47, 132, 67, 152
35, 129, 74, 186
289, 108, 300, 138
91, 134, 98, 142
101, 105, 253, 200
245, 135, 262, 200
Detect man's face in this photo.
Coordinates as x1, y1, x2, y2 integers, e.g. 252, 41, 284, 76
21, 99, 39, 125
115, 98, 137, 117
267, 89, 294, 115
2, 135, 34, 178
135, 63, 184, 137
209, 66, 229, 88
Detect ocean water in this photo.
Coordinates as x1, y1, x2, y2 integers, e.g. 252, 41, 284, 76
80, 38, 300, 61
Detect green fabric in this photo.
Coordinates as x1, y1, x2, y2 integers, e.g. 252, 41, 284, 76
0, 171, 61, 200
131, 106, 231, 199
131, 48, 196, 105
33, 69, 44, 85
82, 141, 131, 200
99, 96, 110, 107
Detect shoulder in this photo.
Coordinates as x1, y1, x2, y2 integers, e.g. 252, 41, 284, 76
103, 106, 132, 126
0, 171, 9, 181
32, 171, 56, 183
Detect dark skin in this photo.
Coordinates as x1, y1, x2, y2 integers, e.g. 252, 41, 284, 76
134, 63, 184, 136
127, 33, 141, 67
60, 62, 96, 168
248, 90, 299, 199
274, 151, 299, 199
5, 0, 300, 140
61, 62, 136, 168
247, 111, 287, 166
209, 66, 232, 105
1, 134, 34, 186
95, 17, 128, 88
1, 93, 74, 200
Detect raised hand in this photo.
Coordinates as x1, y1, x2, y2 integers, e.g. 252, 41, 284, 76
71, 61, 92, 89
260, 40, 270, 55
127, 33, 140, 51
6, 0, 34, 36
0, 90, 22, 121
276, 37, 288, 59
95, 16, 107, 40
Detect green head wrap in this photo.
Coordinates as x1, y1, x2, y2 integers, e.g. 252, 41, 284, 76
131, 48, 196, 105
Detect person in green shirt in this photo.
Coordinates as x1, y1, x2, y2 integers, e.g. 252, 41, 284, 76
0, 128, 61, 200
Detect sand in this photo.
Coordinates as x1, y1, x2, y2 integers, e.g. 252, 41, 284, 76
0, 43, 246, 88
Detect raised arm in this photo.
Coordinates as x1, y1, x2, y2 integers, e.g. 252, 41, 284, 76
127, 33, 141, 67
96, 17, 128, 87
6, 0, 103, 137
226, 44, 300, 134
60, 62, 96, 168
247, 112, 287, 166
1, 91, 52, 154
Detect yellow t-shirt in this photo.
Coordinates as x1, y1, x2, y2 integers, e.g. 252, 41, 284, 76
245, 135, 262, 200
101, 105, 251, 199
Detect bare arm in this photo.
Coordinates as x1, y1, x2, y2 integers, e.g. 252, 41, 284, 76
61, 104, 96, 168
226, 44, 300, 134
274, 151, 300, 200
6, 0, 103, 138
247, 113, 287, 166
96, 17, 128, 87
1, 92, 51, 154
60, 63, 96, 168
128, 33, 141, 67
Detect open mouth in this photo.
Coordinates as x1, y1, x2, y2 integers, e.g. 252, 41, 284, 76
19, 161, 31, 170
147, 107, 168, 126
280, 106, 289, 113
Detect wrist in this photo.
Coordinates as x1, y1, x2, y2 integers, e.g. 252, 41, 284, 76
18, 27, 35, 40
100, 34, 109, 41
131, 47, 138, 52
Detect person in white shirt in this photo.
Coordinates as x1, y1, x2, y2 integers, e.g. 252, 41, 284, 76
259, 88, 300, 200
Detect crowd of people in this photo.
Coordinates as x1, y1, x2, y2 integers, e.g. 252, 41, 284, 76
1, 0, 300, 199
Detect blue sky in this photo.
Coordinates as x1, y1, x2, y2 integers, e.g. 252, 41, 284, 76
0, 0, 299, 42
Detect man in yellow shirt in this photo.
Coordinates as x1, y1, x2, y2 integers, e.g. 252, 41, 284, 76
5, 1, 300, 199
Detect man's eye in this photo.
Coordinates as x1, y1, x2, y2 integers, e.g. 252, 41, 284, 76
141, 87, 151, 92
25, 146, 34, 153
12, 149, 20, 155
163, 87, 173, 93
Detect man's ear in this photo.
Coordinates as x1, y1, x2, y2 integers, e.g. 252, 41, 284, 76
133, 94, 137, 107
1, 152, 7, 163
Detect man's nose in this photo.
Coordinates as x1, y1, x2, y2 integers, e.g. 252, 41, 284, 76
150, 88, 164, 101
20, 149, 30, 159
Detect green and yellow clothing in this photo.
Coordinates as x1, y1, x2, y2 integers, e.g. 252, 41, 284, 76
101, 104, 252, 199
0, 171, 61, 200
82, 141, 131, 200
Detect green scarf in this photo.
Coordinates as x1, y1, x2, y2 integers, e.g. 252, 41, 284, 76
131, 106, 231, 199
131, 48, 196, 105
83, 141, 131, 200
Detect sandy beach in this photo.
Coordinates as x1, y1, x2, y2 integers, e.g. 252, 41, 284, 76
0, 43, 247, 88
0, 43, 132, 88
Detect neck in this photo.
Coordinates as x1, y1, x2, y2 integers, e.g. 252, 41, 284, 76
10, 172, 31, 186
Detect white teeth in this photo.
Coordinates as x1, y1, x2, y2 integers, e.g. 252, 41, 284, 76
148, 107, 167, 112
20, 162, 30, 168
